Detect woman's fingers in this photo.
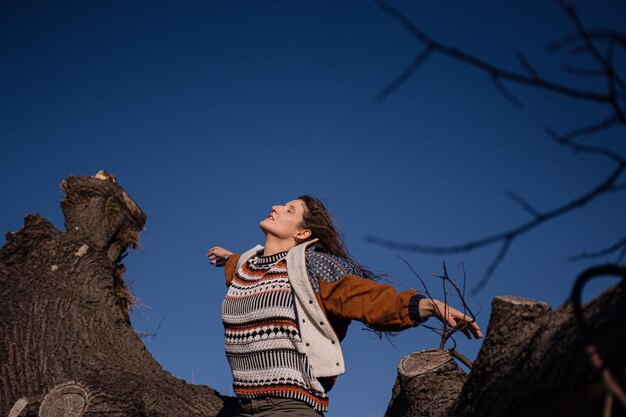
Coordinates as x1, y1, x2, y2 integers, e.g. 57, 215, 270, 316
206, 246, 231, 267
439, 303, 484, 339
471, 323, 484, 339
455, 318, 483, 339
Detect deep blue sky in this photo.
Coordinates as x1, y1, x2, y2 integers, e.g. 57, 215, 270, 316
2, 1, 625, 416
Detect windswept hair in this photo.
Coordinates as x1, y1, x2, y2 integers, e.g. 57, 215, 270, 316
297, 195, 377, 280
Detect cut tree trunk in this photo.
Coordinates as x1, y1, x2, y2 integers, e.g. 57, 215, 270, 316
384, 285, 625, 417
384, 349, 466, 417
451, 283, 626, 417
0, 171, 238, 417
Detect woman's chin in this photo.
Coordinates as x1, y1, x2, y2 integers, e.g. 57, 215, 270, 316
259, 221, 272, 233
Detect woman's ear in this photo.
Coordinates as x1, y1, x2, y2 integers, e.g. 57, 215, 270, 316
295, 228, 312, 241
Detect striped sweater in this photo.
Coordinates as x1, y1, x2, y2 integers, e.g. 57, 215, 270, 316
221, 250, 329, 412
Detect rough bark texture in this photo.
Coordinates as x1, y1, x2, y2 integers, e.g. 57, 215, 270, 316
2, 172, 625, 417
385, 287, 625, 417
384, 349, 466, 417
0, 172, 238, 417
451, 286, 626, 417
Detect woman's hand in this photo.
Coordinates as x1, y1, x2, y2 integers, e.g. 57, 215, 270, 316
206, 246, 233, 267
419, 298, 484, 339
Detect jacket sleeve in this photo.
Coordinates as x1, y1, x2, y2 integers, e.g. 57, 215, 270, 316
224, 254, 241, 287
305, 249, 426, 331
318, 276, 424, 332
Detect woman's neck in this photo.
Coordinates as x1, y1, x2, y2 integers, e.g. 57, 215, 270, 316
263, 234, 296, 256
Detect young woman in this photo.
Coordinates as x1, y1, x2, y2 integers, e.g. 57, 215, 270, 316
207, 195, 482, 417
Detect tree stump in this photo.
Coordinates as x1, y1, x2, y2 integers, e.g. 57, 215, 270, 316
0, 171, 238, 417
451, 286, 626, 417
384, 349, 466, 417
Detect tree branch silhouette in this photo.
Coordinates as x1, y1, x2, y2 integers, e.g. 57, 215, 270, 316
369, 162, 625, 294
369, 1, 626, 292
569, 237, 626, 262
374, 0, 613, 104
569, 264, 626, 413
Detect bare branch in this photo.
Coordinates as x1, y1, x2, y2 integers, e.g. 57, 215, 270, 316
546, 115, 620, 144
564, 64, 605, 78
376, 48, 433, 103
569, 236, 626, 261
504, 189, 541, 218
375, 0, 611, 104
490, 75, 524, 108
548, 30, 626, 53
569, 264, 626, 409
135, 317, 165, 339
472, 238, 512, 295
397, 254, 433, 297
515, 51, 540, 79
556, 0, 626, 123
435, 262, 476, 319
368, 163, 626, 287
546, 127, 625, 163
447, 348, 473, 370
459, 261, 468, 304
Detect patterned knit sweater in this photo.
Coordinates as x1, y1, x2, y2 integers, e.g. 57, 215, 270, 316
221, 250, 329, 412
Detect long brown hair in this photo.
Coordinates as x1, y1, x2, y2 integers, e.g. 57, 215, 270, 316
297, 195, 376, 279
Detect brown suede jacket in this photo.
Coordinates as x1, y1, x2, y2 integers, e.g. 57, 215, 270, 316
224, 252, 424, 341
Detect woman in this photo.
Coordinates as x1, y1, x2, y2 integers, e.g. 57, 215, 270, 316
207, 195, 482, 416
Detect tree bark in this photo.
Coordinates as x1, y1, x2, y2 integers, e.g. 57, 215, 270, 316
385, 285, 625, 417
384, 349, 466, 417
0, 171, 238, 417
451, 284, 626, 417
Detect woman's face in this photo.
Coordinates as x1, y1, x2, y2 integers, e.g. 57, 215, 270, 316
259, 199, 310, 241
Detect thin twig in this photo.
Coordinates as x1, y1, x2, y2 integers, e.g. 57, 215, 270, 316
515, 51, 540, 79
435, 262, 476, 319
564, 64, 605, 78
547, 115, 619, 144
546, 127, 625, 164
504, 189, 541, 218
548, 30, 626, 53
447, 348, 473, 370
136, 317, 165, 339
491, 75, 524, 108
473, 238, 512, 295
569, 236, 626, 261
556, 0, 626, 123
376, 48, 433, 102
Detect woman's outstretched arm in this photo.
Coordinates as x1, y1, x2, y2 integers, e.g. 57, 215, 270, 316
318, 275, 482, 339
306, 250, 482, 338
